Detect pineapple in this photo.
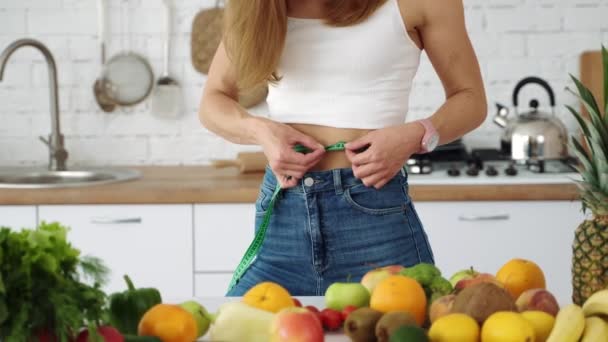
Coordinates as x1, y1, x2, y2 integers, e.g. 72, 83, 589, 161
567, 46, 608, 305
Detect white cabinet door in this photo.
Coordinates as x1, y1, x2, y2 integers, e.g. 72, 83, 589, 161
194, 204, 255, 272
194, 273, 234, 297
0, 205, 37, 230
38, 204, 194, 302
413, 200, 586, 305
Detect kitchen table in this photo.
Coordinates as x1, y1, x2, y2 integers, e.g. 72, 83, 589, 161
193, 296, 350, 341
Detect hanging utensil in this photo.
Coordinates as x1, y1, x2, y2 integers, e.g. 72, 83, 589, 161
97, 0, 155, 110
150, 0, 181, 119
93, 0, 116, 112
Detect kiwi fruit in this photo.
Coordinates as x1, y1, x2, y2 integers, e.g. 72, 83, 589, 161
451, 282, 516, 324
344, 307, 384, 342
375, 311, 418, 342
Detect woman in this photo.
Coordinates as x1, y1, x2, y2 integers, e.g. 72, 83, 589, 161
199, 0, 487, 296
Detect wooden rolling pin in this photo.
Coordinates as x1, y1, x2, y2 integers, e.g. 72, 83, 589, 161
211, 152, 268, 173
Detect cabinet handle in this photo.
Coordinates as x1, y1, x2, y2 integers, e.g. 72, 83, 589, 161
458, 214, 510, 221
90, 217, 142, 224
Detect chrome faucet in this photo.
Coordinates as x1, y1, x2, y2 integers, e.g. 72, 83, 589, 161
0, 38, 68, 171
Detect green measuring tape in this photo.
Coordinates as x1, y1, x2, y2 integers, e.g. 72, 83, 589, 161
227, 141, 347, 291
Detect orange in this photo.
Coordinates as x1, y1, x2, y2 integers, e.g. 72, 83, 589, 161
370, 275, 427, 326
242, 281, 295, 313
138, 303, 198, 342
496, 258, 546, 299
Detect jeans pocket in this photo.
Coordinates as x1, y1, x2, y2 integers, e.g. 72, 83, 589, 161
255, 185, 275, 215
343, 183, 406, 215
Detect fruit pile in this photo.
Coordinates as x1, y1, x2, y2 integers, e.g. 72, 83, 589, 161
202, 258, 606, 342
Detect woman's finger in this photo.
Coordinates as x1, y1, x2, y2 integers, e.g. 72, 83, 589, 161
361, 172, 385, 188
352, 162, 377, 180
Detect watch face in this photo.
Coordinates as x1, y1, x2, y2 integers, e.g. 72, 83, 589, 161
426, 134, 440, 152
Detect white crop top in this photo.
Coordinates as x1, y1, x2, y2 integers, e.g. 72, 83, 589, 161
266, 0, 421, 129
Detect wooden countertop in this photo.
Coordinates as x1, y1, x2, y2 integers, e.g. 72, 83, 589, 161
0, 166, 579, 205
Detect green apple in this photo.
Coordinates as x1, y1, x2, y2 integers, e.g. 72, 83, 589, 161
180, 300, 212, 338
325, 282, 370, 311
448, 267, 479, 288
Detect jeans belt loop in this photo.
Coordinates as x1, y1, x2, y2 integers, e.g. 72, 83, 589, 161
333, 169, 344, 195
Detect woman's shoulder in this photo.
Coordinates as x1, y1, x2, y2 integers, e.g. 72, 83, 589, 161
398, 0, 465, 27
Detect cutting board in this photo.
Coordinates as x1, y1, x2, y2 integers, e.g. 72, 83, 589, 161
580, 50, 605, 117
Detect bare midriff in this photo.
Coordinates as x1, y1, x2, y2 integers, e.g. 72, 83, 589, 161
288, 123, 374, 171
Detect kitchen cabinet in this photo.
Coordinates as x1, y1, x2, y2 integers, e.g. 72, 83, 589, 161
194, 273, 234, 297
38, 204, 194, 302
0, 205, 37, 230
413, 200, 586, 305
194, 204, 255, 272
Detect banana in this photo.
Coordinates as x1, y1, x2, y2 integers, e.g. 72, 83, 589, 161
581, 316, 608, 342
582, 289, 608, 317
546, 303, 586, 342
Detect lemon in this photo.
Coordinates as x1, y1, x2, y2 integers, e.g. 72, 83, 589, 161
428, 313, 479, 342
521, 311, 555, 342
482, 311, 536, 342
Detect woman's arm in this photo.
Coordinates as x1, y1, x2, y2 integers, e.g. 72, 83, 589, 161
199, 42, 325, 188
198, 41, 264, 145
419, 0, 488, 144
345, 0, 487, 188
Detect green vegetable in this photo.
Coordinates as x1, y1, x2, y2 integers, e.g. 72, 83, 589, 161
0, 222, 109, 342
124, 335, 163, 342
400, 263, 441, 286
108, 275, 162, 335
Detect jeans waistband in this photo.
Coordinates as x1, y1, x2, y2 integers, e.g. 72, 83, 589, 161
262, 164, 408, 194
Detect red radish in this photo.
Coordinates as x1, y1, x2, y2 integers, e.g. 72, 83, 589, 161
320, 308, 343, 331
341, 305, 358, 321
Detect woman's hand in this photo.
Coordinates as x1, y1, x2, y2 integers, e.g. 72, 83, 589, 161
256, 118, 326, 188
344, 123, 425, 189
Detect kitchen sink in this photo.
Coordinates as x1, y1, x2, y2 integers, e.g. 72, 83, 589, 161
0, 168, 141, 189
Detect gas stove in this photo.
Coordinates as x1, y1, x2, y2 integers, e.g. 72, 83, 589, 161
405, 141, 580, 185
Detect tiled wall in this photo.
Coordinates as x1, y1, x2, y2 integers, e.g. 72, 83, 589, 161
0, 0, 606, 166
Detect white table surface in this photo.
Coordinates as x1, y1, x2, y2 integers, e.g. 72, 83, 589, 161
188, 296, 349, 342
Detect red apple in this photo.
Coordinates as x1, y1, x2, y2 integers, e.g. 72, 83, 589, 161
360, 265, 404, 294
292, 298, 302, 307
305, 305, 320, 314
341, 305, 358, 321
454, 273, 503, 292
516, 288, 560, 316
270, 307, 324, 342
75, 326, 123, 342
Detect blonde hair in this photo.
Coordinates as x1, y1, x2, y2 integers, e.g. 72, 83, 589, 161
224, 0, 387, 90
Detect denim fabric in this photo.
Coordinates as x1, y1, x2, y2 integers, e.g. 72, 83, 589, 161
226, 165, 435, 296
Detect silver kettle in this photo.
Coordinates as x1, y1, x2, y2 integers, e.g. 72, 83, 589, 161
494, 76, 569, 163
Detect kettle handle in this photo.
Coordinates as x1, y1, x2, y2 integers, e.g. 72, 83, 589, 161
512, 76, 556, 109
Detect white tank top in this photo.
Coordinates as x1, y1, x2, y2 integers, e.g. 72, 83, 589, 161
266, 0, 421, 129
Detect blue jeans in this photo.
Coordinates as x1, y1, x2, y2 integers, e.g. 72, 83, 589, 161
226, 165, 434, 296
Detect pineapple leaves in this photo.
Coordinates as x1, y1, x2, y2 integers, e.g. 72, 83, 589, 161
566, 105, 592, 147
568, 76, 608, 149
570, 137, 595, 176
570, 74, 601, 121
602, 45, 608, 119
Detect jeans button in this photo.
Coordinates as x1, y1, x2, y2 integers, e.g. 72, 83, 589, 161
304, 177, 314, 187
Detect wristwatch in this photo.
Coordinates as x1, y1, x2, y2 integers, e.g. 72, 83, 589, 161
416, 118, 440, 154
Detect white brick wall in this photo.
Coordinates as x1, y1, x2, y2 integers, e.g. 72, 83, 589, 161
0, 0, 607, 167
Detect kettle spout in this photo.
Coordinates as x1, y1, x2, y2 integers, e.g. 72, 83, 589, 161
493, 102, 509, 128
